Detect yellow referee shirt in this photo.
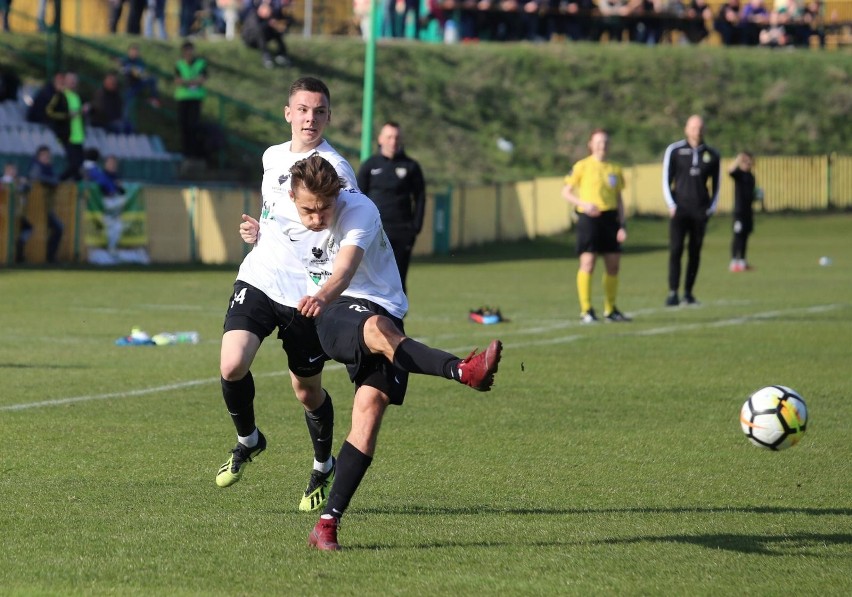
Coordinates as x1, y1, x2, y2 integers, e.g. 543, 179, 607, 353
564, 156, 625, 213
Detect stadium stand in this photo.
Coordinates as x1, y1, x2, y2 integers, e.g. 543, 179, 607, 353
0, 97, 180, 183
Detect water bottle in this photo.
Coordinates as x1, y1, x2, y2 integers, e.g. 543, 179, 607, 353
151, 331, 200, 345
175, 331, 200, 344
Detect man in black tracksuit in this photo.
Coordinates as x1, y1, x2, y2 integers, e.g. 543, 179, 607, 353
662, 115, 721, 306
357, 121, 426, 293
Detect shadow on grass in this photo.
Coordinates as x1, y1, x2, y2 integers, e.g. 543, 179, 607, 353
348, 532, 852, 556
355, 505, 852, 517
343, 505, 852, 553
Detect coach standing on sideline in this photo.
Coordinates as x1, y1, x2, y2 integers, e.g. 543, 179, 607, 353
357, 121, 426, 293
662, 114, 721, 307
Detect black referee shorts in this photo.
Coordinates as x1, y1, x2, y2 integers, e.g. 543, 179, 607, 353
575, 210, 621, 256
315, 296, 409, 405
223, 280, 327, 378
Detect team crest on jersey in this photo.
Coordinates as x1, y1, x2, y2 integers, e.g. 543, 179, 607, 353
395, 167, 407, 179
608, 174, 618, 188
278, 174, 290, 186
702, 151, 711, 163
311, 247, 323, 259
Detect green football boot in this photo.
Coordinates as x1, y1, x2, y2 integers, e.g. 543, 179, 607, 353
215, 431, 267, 488
299, 459, 335, 512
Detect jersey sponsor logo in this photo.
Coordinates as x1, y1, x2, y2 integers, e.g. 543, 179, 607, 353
395, 167, 407, 179
370, 168, 382, 175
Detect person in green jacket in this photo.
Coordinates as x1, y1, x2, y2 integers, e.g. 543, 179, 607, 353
173, 41, 208, 158
46, 71, 86, 181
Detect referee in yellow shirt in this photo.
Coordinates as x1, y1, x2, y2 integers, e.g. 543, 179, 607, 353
561, 129, 631, 323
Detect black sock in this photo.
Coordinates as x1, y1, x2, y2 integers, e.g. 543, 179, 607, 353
221, 372, 256, 438
322, 441, 372, 519
393, 338, 461, 380
305, 391, 334, 464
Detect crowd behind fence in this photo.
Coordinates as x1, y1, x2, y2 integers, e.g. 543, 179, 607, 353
3, 0, 851, 48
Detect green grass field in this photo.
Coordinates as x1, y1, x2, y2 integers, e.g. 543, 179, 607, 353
1, 213, 851, 596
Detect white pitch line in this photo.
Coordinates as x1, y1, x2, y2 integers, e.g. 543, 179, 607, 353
1, 304, 843, 412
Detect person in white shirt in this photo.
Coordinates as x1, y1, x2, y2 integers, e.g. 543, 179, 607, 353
240, 154, 503, 550
215, 77, 356, 515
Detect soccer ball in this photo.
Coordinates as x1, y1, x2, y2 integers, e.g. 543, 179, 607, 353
740, 385, 808, 450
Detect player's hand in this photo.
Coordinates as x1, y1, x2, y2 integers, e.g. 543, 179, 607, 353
584, 203, 601, 217
669, 206, 677, 218
617, 227, 627, 243
240, 213, 259, 244
298, 295, 326, 317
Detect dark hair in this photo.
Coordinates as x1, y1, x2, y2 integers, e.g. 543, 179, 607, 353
383, 120, 400, 130
181, 41, 194, 51
289, 77, 331, 105
84, 147, 101, 162
290, 154, 343, 200
35, 145, 50, 154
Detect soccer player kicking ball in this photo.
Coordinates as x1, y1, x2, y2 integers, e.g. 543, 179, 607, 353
241, 155, 503, 550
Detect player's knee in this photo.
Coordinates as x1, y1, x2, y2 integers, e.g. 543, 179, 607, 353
363, 315, 404, 357
291, 377, 324, 409
220, 357, 250, 381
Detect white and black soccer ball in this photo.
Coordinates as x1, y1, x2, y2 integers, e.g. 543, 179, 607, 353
740, 385, 808, 450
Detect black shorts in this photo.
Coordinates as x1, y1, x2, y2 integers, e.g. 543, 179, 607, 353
575, 210, 621, 256
223, 280, 327, 377
315, 296, 409, 405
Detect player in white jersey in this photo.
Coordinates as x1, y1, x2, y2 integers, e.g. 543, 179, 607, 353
216, 77, 355, 513
242, 155, 504, 551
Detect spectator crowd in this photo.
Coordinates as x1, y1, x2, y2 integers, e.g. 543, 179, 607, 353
400, 0, 832, 47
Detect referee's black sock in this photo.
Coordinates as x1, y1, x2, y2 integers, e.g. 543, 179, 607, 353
305, 391, 334, 465
322, 441, 372, 519
392, 338, 461, 380
221, 372, 256, 438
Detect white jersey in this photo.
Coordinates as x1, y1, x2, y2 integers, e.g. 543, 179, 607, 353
295, 188, 408, 319
237, 140, 358, 307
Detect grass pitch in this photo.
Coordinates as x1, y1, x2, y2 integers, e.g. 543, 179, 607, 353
1, 213, 850, 596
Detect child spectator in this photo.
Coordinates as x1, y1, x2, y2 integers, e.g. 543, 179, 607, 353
728, 152, 760, 272
14, 147, 64, 263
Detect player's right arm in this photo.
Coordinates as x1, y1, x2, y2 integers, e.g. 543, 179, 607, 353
298, 244, 364, 317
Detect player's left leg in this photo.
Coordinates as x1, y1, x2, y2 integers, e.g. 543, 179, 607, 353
277, 311, 335, 511
309, 386, 389, 551
683, 215, 708, 303
602, 252, 630, 321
